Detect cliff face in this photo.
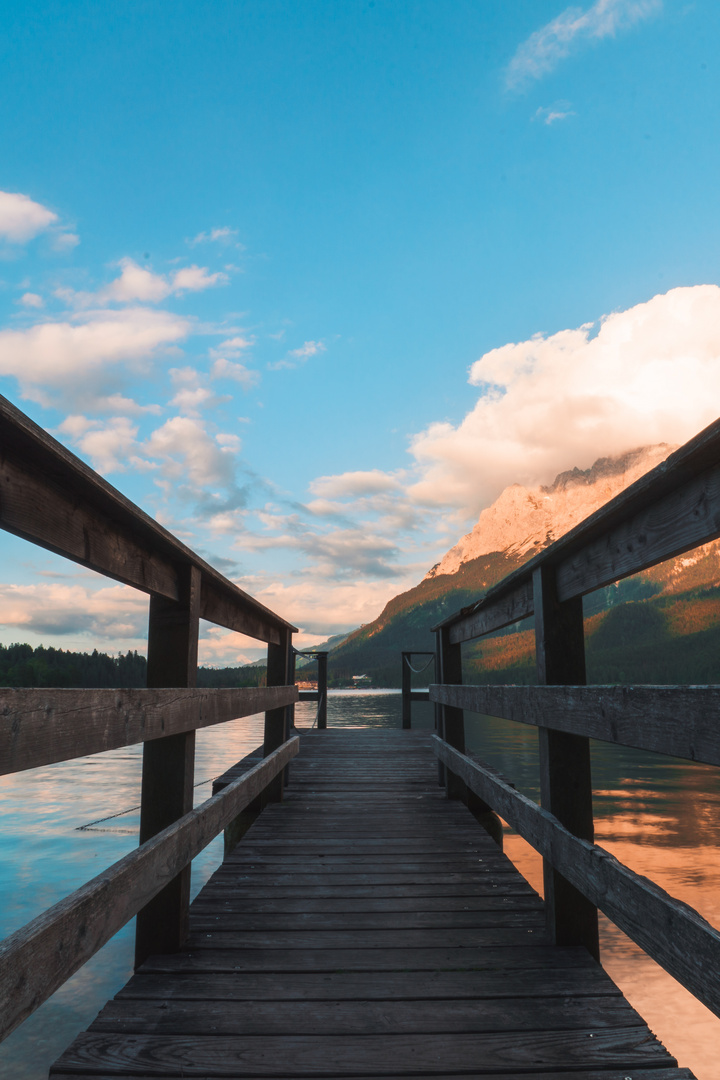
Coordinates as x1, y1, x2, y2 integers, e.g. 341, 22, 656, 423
329, 442, 720, 686
425, 444, 674, 578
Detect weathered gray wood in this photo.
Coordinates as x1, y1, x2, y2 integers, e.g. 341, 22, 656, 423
184, 927, 550, 949
438, 626, 466, 801
263, 629, 292, 803
0, 393, 295, 644
91, 993, 639, 1035
188, 911, 546, 931
0, 737, 298, 1043
445, 579, 534, 645
135, 565, 201, 966
48, 1026, 676, 1075
434, 734, 720, 1020
117, 965, 621, 1001
46, 1069, 695, 1080
533, 564, 598, 959
431, 683, 720, 766
316, 651, 328, 729
0, 686, 297, 776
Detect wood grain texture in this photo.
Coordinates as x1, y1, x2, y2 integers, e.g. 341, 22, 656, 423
50, 729, 692, 1079
431, 682, 720, 766
0, 737, 298, 1043
0, 685, 297, 775
434, 734, 720, 1020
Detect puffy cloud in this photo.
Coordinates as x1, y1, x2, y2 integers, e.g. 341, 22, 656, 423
0, 307, 190, 408
0, 190, 58, 243
18, 292, 44, 308
211, 357, 260, 389
408, 285, 720, 514
250, 575, 420, 637
506, 0, 661, 91
144, 416, 238, 490
93, 258, 227, 305
52, 231, 80, 251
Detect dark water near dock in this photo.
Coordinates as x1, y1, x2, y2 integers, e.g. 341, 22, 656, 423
1, 690, 718, 1077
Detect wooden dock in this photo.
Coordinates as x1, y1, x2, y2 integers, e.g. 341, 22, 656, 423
50, 729, 691, 1079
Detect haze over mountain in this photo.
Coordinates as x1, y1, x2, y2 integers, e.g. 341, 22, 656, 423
328, 443, 720, 687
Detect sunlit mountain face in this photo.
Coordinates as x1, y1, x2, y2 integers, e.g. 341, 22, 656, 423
329, 444, 720, 687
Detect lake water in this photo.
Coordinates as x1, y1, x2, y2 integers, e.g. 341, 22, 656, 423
1, 689, 718, 1078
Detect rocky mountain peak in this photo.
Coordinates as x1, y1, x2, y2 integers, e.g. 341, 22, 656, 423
425, 443, 674, 580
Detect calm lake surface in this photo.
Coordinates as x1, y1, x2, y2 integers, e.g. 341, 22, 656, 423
2, 689, 718, 1078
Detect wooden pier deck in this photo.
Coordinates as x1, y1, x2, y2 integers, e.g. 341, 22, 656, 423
50, 729, 691, 1079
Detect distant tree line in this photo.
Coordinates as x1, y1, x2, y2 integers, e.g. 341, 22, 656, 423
0, 643, 266, 689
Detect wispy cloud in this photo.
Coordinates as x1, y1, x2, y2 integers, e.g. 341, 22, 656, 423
268, 340, 326, 371
533, 103, 576, 125
189, 226, 241, 247
506, 0, 662, 91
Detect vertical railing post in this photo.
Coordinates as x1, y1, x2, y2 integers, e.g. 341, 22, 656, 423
533, 564, 599, 959
135, 564, 201, 969
401, 652, 411, 729
317, 651, 328, 729
264, 627, 292, 802
438, 626, 466, 800
434, 632, 446, 787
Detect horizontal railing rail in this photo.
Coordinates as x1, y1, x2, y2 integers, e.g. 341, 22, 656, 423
433, 736, 720, 1019
0, 685, 298, 775
0, 735, 299, 1043
434, 414, 720, 644
431, 683, 720, 767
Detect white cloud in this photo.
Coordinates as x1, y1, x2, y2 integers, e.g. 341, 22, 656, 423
506, 0, 661, 90
144, 416, 238, 490
0, 581, 147, 643
533, 104, 576, 125
408, 285, 720, 514
310, 470, 403, 499
91, 258, 228, 306
18, 292, 44, 308
189, 226, 240, 246
289, 340, 326, 359
52, 230, 80, 251
0, 307, 190, 408
211, 357, 260, 389
0, 191, 58, 243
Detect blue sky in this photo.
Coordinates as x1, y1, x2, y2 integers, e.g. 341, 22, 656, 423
2, 0, 720, 662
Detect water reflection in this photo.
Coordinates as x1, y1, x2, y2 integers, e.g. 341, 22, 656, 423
2, 692, 719, 1078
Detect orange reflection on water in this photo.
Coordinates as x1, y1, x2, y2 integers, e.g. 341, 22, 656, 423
503, 826, 720, 1080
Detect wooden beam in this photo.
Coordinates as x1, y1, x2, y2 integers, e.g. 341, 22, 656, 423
135, 567, 199, 967
430, 683, 720, 767
444, 580, 534, 646
264, 629, 292, 803
316, 652, 328, 730
533, 565, 598, 959
433, 735, 720, 1021
0, 685, 299, 776
0, 737, 299, 1044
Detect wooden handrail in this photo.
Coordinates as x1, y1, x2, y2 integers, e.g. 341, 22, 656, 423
0, 685, 299, 776
0, 736, 299, 1043
433, 736, 720, 1020
0, 394, 296, 643
431, 683, 720, 767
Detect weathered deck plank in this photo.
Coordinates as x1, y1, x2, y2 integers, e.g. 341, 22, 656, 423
49, 728, 693, 1078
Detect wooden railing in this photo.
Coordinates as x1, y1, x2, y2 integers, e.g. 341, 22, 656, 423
400, 651, 433, 729
0, 394, 299, 1042
429, 414, 720, 1019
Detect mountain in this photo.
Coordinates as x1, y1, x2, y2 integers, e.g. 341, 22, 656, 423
329, 444, 720, 687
